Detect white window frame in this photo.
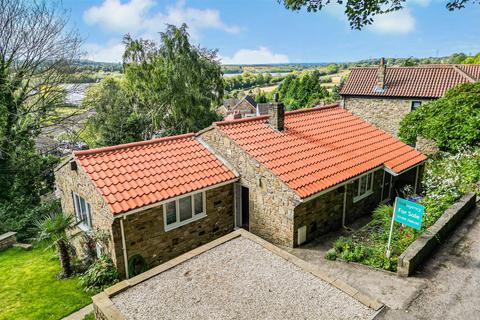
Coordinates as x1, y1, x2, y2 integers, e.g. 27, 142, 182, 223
163, 191, 207, 232
353, 172, 375, 203
72, 192, 93, 231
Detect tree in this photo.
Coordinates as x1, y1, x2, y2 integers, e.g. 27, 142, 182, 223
399, 82, 480, 152
81, 77, 147, 147
0, 0, 81, 240
122, 24, 222, 136
278, 71, 330, 110
35, 212, 78, 278
279, 0, 476, 29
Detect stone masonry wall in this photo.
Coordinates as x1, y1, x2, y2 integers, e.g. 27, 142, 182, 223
294, 170, 384, 245
342, 97, 437, 154
54, 159, 117, 262
199, 128, 299, 247
111, 183, 235, 278
0, 232, 17, 251
342, 97, 430, 136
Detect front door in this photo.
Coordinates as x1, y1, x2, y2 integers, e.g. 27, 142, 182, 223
382, 172, 393, 203
241, 186, 250, 230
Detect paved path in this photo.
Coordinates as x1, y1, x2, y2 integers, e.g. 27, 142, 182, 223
284, 204, 480, 318
377, 204, 480, 319
62, 304, 92, 320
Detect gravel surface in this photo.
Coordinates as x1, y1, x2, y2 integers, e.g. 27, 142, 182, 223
112, 237, 374, 320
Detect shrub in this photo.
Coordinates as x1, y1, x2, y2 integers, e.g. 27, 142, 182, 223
79, 256, 119, 292
324, 248, 337, 260
399, 82, 480, 152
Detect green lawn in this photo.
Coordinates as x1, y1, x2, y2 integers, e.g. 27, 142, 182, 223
0, 247, 93, 320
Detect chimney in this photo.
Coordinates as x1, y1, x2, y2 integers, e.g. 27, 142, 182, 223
268, 93, 285, 131
377, 57, 386, 90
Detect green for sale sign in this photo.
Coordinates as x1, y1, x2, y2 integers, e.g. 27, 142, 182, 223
394, 197, 425, 230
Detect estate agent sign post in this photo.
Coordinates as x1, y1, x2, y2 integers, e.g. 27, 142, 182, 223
386, 197, 425, 258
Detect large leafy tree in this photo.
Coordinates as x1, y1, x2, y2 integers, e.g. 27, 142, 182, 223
399, 82, 480, 152
122, 24, 223, 137
0, 0, 81, 240
278, 71, 330, 110
279, 0, 476, 29
81, 77, 148, 147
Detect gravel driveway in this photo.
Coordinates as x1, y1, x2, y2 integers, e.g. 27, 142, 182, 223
112, 237, 375, 320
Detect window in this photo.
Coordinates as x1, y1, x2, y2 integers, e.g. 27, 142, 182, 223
411, 101, 422, 111
72, 193, 92, 230
353, 172, 375, 203
163, 192, 206, 231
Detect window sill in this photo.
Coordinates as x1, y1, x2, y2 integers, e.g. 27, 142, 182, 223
164, 213, 207, 232
353, 191, 374, 203
78, 223, 92, 233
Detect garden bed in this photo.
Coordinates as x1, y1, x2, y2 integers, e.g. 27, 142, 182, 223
325, 148, 480, 272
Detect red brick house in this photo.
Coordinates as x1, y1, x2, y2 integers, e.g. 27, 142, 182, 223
56, 103, 426, 278
340, 59, 480, 153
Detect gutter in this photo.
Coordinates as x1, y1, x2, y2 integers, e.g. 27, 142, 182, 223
112, 178, 239, 220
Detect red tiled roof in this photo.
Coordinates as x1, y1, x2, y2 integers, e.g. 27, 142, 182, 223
74, 134, 236, 215
214, 105, 426, 199
340, 64, 480, 98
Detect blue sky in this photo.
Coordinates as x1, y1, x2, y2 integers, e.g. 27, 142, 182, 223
63, 0, 480, 64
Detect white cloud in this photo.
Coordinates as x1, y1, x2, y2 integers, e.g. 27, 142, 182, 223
84, 0, 154, 33
369, 9, 416, 34
84, 0, 240, 38
144, 1, 241, 39
84, 41, 125, 63
221, 47, 289, 65
84, 0, 241, 62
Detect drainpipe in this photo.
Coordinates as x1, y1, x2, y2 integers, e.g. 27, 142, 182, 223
120, 218, 129, 279
414, 166, 420, 195
342, 184, 348, 228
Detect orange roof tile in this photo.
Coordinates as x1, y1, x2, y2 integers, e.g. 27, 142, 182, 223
340, 64, 480, 98
74, 134, 236, 215
215, 105, 426, 199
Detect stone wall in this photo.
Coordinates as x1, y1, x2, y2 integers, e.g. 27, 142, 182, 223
294, 170, 384, 245
342, 96, 438, 155
342, 97, 432, 136
199, 128, 299, 247
54, 159, 118, 262
0, 232, 17, 251
233, 100, 256, 118
112, 183, 235, 278
397, 193, 476, 277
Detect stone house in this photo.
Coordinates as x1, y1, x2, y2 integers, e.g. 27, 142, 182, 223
223, 95, 260, 120
339, 59, 480, 153
198, 102, 426, 247
55, 134, 238, 278
55, 102, 426, 278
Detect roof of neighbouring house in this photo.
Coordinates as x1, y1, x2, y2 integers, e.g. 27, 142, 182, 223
233, 95, 257, 110
340, 64, 480, 98
213, 104, 426, 199
73, 134, 237, 215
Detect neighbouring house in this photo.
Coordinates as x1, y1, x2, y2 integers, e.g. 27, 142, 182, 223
223, 95, 260, 120
339, 59, 480, 153
198, 102, 426, 247
55, 101, 426, 278
55, 133, 238, 278
218, 97, 240, 116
